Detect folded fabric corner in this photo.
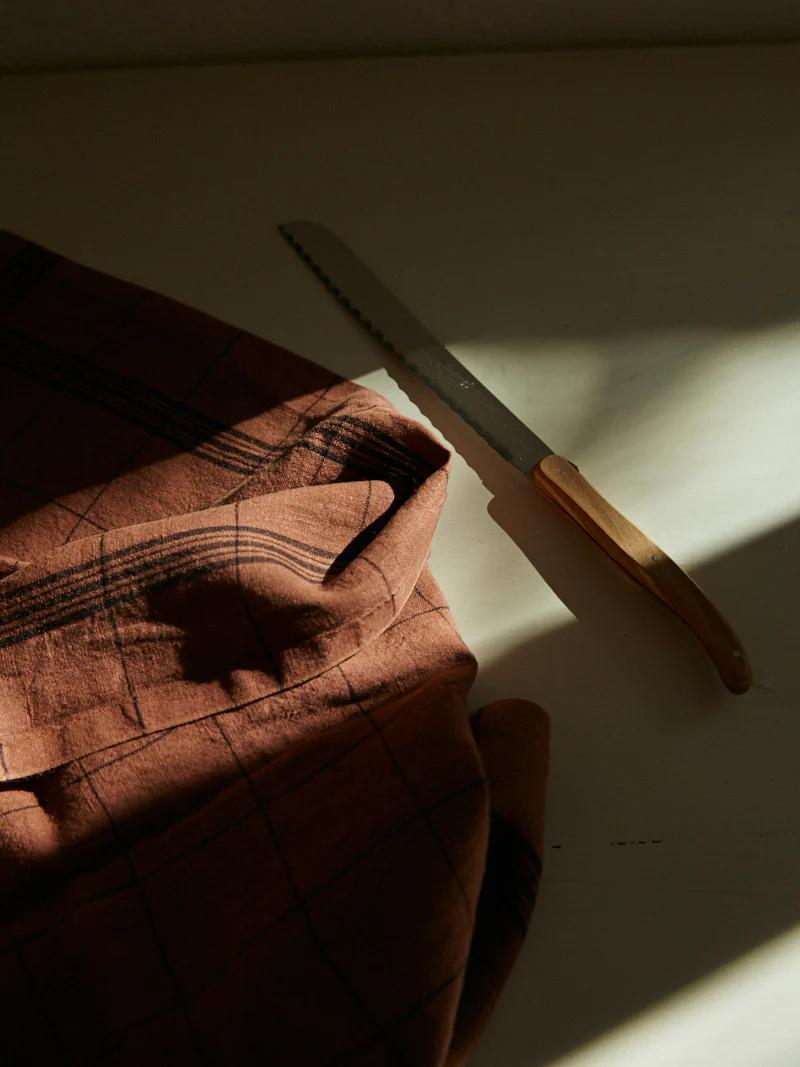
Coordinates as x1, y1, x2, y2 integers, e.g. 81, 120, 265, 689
0, 232, 547, 1066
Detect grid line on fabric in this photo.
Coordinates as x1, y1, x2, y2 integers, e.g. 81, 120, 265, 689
0, 669, 377, 825
358, 480, 374, 535
223, 504, 404, 1061
324, 968, 465, 1067
23, 811, 475, 1066
0, 729, 180, 820
321, 415, 432, 482
309, 416, 337, 486
291, 377, 338, 433
190, 776, 487, 995
7, 770, 486, 999
0, 239, 354, 496
337, 414, 436, 477
2, 328, 410, 496
0, 324, 277, 477
356, 556, 396, 616
385, 606, 444, 635
0, 240, 357, 476
2, 476, 108, 531
0, 235, 473, 1067
296, 417, 430, 487
60, 326, 247, 543
78, 760, 211, 1064
233, 501, 282, 683
0, 656, 400, 827
0, 524, 342, 650
59, 918, 465, 1065
3, 312, 433, 515
337, 664, 474, 921
0, 321, 270, 459
288, 377, 339, 448
212, 714, 407, 1065
414, 585, 457, 637
98, 532, 145, 730
6, 523, 338, 603
208, 376, 341, 507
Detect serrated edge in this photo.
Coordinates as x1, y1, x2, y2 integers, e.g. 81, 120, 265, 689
279, 224, 402, 356
277, 222, 549, 472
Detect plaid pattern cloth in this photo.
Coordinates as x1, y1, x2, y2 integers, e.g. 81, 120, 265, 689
0, 232, 548, 1066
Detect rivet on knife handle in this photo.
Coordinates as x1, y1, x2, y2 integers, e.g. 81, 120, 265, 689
532, 455, 752, 694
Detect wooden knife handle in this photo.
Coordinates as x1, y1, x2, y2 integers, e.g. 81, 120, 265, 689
532, 454, 752, 694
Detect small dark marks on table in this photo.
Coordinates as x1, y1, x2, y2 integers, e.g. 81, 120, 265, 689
547, 840, 664, 849
611, 839, 663, 846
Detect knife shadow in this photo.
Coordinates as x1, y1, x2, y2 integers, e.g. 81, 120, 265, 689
377, 353, 740, 707
380, 353, 798, 1067
466, 511, 797, 1067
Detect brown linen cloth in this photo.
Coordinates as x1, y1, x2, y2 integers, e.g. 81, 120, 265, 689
0, 232, 549, 1066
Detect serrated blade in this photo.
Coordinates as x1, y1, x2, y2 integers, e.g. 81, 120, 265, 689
278, 221, 552, 474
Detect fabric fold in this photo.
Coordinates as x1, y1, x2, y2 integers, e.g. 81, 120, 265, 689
0, 461, 448, 780
0, 231, 547, 1067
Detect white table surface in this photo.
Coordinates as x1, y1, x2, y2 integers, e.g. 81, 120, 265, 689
2, 44, 799, 1066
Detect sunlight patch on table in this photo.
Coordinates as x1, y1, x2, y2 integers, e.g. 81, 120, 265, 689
547, 923, 800, 1067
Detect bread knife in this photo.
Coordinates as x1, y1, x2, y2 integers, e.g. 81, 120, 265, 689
279, 220, 751, 694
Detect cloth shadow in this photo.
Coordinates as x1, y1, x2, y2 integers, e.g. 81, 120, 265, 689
466, 517, 799, 1065
362, 345, 797, 1066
